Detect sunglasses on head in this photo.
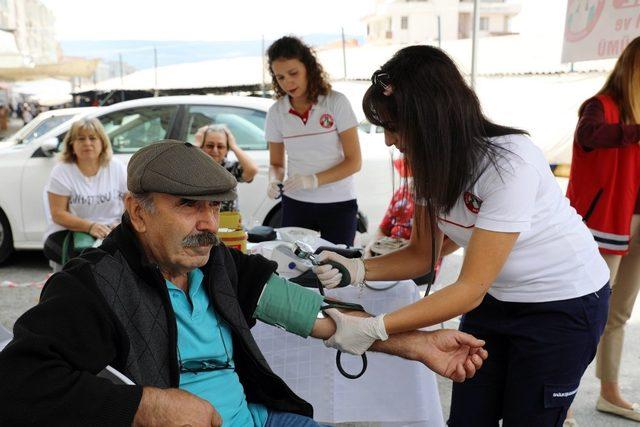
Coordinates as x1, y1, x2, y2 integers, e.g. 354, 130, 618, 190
371, 70, 391, 91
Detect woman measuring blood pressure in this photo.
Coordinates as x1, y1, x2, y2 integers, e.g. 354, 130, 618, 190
314, 46, 611, 426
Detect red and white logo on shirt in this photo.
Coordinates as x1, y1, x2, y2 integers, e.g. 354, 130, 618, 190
463, 192, 482, 213
319, 113, 334, 129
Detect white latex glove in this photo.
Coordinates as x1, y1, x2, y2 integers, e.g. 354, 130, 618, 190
267, 180, 283, 199
312, 251, 365, 289
323, 308, 388, 355
283, 174, 318, 193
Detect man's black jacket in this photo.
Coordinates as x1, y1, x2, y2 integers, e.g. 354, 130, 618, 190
0, 219, 312, 426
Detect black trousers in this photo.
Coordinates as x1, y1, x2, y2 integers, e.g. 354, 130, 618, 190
43, 230, 68, 264
449, 284, 610, 427
281, 196, 358, 246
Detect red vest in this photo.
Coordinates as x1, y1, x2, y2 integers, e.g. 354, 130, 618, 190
566, 94, 640, 255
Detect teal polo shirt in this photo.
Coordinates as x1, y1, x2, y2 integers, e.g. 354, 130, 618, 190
166, 268, 268, 427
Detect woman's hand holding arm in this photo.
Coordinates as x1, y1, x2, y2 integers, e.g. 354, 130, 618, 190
383, 228, 519, 334
320, 227, 518, 358
309, 307, 488, 382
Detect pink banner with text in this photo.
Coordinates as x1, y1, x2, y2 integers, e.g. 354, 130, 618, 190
562, 0, 640, 62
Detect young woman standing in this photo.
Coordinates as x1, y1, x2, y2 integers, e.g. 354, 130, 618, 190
265, 36, 361, 246
313, 45, 611, 426
566, 36, 640, 422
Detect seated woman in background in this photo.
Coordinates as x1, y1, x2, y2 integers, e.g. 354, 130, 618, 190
365, 157, 458, 280
364, 157, 414, 257
195, 124, 258, 212
43, 118, 126, 265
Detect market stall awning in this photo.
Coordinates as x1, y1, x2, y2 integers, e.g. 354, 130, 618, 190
0, 58, 100, 81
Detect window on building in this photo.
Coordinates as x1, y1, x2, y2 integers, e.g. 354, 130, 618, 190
401, 16, 409, 30
479, 17, 489, 31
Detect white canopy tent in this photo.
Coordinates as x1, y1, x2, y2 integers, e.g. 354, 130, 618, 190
12, 79, 73, 106
75, 31, 614, 95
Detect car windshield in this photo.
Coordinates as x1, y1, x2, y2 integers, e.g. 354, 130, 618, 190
22, 115, 75, 144
1, 114, 75, 146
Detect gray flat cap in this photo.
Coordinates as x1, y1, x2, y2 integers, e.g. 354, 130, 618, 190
127, 140, 237, 201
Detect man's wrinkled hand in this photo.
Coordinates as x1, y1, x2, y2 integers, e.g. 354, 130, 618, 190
412, 329, 487, 382
133, 387, 223, 427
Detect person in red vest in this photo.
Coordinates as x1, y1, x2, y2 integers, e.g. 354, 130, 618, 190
566, 36, 640, 422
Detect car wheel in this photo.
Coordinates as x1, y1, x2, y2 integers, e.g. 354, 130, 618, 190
0, 209, 14, 264
264, 204, 282, 228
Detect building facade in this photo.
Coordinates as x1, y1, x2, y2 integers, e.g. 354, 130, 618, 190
0, 0, 57, 66
363, 0, 522, 44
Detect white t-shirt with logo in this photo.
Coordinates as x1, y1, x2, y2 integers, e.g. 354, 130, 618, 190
436, 134, 609, 303
44, 160, 128, 241
265, 90, 358, 203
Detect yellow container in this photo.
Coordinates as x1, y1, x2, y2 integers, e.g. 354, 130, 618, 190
219, 211, 242, 230
218, 227, 247, 253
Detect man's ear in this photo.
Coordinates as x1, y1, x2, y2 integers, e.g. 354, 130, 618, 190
124, 193, 147, 233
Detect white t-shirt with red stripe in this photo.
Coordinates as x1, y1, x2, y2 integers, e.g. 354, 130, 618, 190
435, 134, 609, 303
265, 90, 358, 203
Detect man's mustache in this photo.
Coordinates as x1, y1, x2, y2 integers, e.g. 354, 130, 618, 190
182, 232, 220, 247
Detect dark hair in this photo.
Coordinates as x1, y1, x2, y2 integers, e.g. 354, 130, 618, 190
363, 45, 527, 219
267, 35, 331, 103
586, 36, 640, 124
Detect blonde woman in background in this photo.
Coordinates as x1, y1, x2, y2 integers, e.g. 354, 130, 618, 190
43, 118, 126, 265
566, 36, 640, 422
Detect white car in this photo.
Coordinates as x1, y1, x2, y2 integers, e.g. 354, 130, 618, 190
0, 95, 394, 263
0, 107, 97, 150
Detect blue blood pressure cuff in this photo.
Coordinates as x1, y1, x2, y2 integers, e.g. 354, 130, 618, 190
253, 274, 324, 338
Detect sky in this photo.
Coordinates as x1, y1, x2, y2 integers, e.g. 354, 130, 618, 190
40, 0, 570, 42
40, 0, 375, 41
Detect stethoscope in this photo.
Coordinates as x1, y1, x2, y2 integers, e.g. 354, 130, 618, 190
293, 241, 368, 379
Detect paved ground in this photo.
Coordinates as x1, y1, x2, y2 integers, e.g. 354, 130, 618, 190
0, 117, 25, 139
1, 250, 639, 426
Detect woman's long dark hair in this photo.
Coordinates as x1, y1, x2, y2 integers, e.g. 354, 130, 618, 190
267, 35, 331, 103
364, 45, 526, 221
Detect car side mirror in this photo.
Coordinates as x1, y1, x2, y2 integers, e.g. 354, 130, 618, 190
40, 137, 59, 156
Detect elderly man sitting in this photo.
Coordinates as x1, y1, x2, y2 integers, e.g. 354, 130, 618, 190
0, 140, 487, 426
